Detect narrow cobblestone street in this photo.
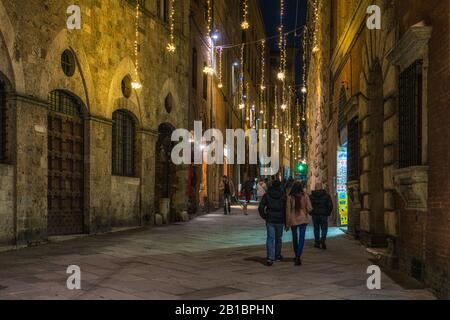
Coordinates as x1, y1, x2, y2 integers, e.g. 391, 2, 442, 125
0, 205, 436, 300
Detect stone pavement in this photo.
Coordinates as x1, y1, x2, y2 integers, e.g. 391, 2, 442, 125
0, 205, 436, 300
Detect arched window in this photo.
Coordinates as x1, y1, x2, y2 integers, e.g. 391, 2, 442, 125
0, 79, 6, 161
112, 110, 136, 177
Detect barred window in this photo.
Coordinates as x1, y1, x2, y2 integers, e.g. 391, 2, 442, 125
49, 90, 82, 116
399, 60, 423, 168
0, 80, 6, 161
112, 110, 136, 177
347, 118, 360, 181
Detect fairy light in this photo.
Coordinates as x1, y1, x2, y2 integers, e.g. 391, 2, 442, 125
166, 0, 176, 53
241, 0, 250, 30
260, 40, 266, 91
132, 1, 142, 90
217, 47, 223, 88
239, 43, 245, 110
202, 0, 215, 75
278, 0, 286, 81
312, 0, 321, 54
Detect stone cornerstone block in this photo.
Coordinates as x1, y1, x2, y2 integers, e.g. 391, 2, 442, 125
360, 211, 371, 232
384, 211, 398, 236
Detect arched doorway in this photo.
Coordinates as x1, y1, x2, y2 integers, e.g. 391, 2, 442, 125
47, 90, 86, 236
367, 62, 386, 241
155, 123, 177, 222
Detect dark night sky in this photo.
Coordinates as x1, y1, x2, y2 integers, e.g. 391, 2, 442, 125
258, 0, 308, 50
258, 0, 307, 85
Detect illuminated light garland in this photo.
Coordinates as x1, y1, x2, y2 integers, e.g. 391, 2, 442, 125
241, 0, 250, 30
166, 0, 176, 53
260, 40, 266, 91
274, 85, 278, 129
278, 0, 286, 82
132, 1, 142, 89
312, 0, 321, 54
239, 44, 245, 110
203, 0, 214, 75
217, 47, 223, 88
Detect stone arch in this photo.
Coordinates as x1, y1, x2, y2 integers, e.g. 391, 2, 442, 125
39, 29, 94, 113
157, 78, 182, 128
106, 57, 144, 123
0, 1, 25, 92
358, 1, 397, 247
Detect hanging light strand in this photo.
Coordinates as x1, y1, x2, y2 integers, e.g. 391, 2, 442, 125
132, 1, 142, 89
218, 47, 223, 88
203, 0, 214, 75
312, 0, 321, 53
241, 0, 250, 30
239, 44, 245, 110
277, 0, 285, 81
167, 0, 176, 52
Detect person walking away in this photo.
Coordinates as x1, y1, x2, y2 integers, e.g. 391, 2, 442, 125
286, 181, 313, 266
258, 180, 287, 266
256, 179, 267, 202
310, 182, 333, 250
242, 177, 254, 215
219, 175, 235, 215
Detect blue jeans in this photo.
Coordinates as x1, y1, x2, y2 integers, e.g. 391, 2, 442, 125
292, 224, 308, 258
266, 223, 284, 262
313, 216, 328, 243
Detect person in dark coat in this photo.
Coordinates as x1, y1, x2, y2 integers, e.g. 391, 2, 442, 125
258, 180, 287, 266
310, 182, 334, 250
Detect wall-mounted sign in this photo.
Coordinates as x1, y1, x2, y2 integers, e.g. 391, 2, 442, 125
337, 146, 348, 226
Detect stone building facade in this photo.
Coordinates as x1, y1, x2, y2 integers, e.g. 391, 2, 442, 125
0, 0, 191, 247
306, 0, 449, 298
0, 0, 271, 249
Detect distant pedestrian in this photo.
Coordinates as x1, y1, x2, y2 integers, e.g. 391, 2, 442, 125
256, 179, 267, 202
310, 182, 333, 250
286, 181, 313, 266
219, 175, 235, 215
258, 180, 287, 266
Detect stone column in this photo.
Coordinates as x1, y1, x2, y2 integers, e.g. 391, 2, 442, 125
139, 129, 157, 225
87, 117, 112, 234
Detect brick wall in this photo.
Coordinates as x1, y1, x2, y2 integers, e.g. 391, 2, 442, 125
425, 0, 450, 299
396, 0, 450, 299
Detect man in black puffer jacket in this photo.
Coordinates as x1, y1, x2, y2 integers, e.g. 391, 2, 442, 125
258, 180, 286, 266
310, 182, 333, 250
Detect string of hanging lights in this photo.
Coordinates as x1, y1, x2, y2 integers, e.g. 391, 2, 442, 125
217, 47, 223, 89
239, 44, 245, 110
312, 0, 321, 54
241, 0, 250, 30
131, 1, 142, 90
203, 0, 215, 75
277, 0, 286, 82
166, 0, 176, 53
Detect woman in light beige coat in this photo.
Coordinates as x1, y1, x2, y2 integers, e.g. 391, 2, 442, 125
286, 181, 313, 266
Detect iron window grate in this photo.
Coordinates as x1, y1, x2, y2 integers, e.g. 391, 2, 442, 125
399, 60, 423, 169
49, 90, 82, 116
112, 110, 136, 177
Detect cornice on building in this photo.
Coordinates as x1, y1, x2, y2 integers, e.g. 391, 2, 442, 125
330, 0, 371, 77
